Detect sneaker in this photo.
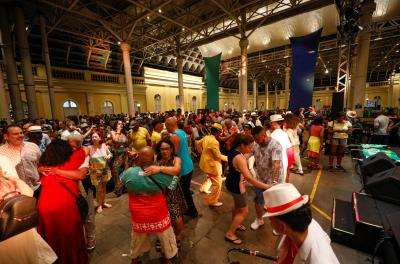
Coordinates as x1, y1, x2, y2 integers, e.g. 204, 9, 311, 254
296, 170, 304, 176
210, 202, 223, 207
250, 218, 264, 230
328, 165, 334, 171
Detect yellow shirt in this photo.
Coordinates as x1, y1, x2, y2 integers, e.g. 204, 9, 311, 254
328, 121, 352, 139
151, 131, 161, 145
130, 127, 150, 152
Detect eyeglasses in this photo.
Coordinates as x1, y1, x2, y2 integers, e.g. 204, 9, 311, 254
160, 147, 170, 152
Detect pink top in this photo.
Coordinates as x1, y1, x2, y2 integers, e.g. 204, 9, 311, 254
310, 125, 324, 137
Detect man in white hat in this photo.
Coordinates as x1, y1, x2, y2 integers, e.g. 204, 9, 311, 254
270, 114, 290, 181
250, 126, 284, 230
26, 125, 51, 152
248, 112, 262, 128
264, 183, 339, 264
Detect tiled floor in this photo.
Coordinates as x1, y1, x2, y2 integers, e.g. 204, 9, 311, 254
90, 154, 371, 264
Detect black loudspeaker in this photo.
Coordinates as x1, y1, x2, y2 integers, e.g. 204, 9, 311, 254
366, 167, 400, 205
353, 192, 383, 253
332, 92, 344, 115
331, 198, 356, 248
360, 153, 396, 182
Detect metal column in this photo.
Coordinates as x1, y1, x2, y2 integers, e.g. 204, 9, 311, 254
0, 6, 23, 122
15, 5, 38, 120
177, 56, 185, 112
120, 42, 135, 117
239, 37, 248, 112
39, 15, 56, 120
0, 64, 10, 122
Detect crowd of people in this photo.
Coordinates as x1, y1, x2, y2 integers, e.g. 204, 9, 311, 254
1, 105, 396, 264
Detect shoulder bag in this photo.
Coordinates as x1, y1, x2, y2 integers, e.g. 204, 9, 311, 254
59, 182, 88, 220
0, 191, 38, 241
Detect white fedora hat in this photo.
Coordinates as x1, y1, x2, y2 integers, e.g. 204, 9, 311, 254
27, 125, 42, 133
263, 183, 309, 217
269, 114, 284, 122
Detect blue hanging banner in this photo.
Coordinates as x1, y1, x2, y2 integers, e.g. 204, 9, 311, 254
288, 29, 322, 111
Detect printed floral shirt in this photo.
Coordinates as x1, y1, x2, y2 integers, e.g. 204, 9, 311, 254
253, 138, 284, 183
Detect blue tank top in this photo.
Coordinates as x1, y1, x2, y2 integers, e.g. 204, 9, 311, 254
174, 129, 193, 176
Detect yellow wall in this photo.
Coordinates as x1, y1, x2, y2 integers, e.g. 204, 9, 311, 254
1, 63, 398, 120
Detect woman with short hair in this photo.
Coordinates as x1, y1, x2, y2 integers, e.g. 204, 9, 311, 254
144, 137, 186, 247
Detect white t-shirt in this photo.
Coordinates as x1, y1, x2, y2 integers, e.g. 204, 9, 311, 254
0, 155, 18, 179
374, 115, 391, 135
61, 130, 81, 141
278, 219, 339, 264
270, 128, 290, 181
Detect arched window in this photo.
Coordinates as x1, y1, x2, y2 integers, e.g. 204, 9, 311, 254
135, 101, 141, 113
192, 96, 197, 112
103, 101, 114, 115
175, 95, 180, 109
154, 94, 161, 113
63, 100, 79, 118
316, 98, 322, 110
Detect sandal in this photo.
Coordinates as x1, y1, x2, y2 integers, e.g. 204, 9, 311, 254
96, 206, 103, 214
237, 225, 247, 231
225, 236, 243, 245
103, 203, 112, 208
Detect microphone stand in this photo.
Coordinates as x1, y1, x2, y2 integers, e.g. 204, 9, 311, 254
227, 248, 278, 264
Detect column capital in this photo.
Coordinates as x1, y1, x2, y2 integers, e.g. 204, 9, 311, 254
239, 37, 249, 49
176, 56, 184, 64
120, 42, 130, 52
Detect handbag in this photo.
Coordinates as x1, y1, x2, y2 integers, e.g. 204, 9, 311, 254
0, 191, 38, 241
59, 182, 88, 220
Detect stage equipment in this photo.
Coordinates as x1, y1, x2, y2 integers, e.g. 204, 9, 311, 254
366, 167, 400, 205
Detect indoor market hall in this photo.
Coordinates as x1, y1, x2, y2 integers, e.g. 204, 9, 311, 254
0, 0, 400, 264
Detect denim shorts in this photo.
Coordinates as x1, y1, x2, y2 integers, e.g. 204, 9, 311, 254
230, 192, 248, 208
252, 187, 265, 205
331, 138, 347, 146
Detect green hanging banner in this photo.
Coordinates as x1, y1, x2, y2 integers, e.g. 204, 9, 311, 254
204, 53, 221, 111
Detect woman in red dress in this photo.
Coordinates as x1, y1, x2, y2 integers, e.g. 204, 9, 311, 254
37, 139, 88, 264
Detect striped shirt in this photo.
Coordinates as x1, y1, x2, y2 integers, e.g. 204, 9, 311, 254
0, 142, 41, 190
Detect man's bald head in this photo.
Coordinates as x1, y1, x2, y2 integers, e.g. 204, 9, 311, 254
138, 146, 155, 168
165, 117, 177, 133
224, 118, 232, 128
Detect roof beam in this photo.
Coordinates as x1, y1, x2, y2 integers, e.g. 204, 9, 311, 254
48, 0, 79, 34
127, 0, 206, 37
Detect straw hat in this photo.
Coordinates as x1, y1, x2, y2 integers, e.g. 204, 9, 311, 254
263, 183, 309, 217
346, 110, 357, 119
269, 114, 284, 122
27, 125, 42, 133
211, 123, 222, 132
